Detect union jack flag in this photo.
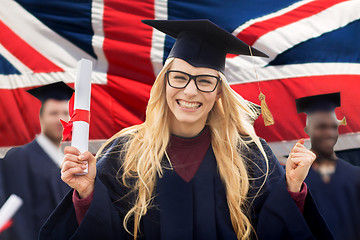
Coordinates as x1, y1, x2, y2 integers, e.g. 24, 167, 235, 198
1, 0, 359, 161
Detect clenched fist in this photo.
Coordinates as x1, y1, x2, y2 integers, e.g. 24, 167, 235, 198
286, 139, 316, 192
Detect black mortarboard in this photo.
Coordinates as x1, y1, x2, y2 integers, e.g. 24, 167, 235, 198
27, 81, 74, 103
142, 19, 268, 73
295, 92, 341, 114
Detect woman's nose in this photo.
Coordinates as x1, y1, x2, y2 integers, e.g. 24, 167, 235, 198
183, 79, 198, 96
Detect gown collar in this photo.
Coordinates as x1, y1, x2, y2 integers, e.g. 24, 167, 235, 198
166, 126, 211, 182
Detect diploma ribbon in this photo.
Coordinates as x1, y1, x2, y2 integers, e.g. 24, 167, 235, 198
60, 94, 90, 142
0, 220, 13, 233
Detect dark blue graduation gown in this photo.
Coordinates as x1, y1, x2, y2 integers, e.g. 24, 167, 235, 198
0, 140, 70, 240
305, 159, 360, 240
40, 138, 333, 240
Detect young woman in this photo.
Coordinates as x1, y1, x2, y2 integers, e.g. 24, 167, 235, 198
40, 20, 333, 240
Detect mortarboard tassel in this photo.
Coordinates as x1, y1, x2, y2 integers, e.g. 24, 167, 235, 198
248, 46, 274, 126
259, 92, 275, 126
339, 116, 347, 126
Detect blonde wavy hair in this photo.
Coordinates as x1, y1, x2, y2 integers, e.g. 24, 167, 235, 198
97, 58, 269, 239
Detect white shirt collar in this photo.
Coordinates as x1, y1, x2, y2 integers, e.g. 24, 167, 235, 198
35, 134, 64, 168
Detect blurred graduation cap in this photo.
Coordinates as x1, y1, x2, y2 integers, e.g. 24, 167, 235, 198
27, 81, 74, 103
142, 19, 268, 73
295, 92, 346, 125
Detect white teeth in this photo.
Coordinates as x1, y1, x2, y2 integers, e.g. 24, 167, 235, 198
177, 100, 201, 109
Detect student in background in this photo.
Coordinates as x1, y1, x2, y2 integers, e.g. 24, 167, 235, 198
1, 82, 73, 240
296, 92, 360, 240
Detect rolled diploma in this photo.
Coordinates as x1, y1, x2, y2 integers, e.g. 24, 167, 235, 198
0, 194, 23, 230
72, 58, 92, 174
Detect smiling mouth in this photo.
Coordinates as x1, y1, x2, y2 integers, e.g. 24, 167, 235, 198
176, 100, 202, 109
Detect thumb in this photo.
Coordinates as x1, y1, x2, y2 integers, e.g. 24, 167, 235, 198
297, 138, 305, 145
290, 138, 305, 154
79, 151, 96, 177
81, 151, 96, 165
88, 154, 96, 168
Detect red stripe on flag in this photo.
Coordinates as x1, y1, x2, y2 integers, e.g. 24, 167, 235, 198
102, 0, 156, 86
87, 81, 151, 141
0, 88, 41, 147
231, 75, 360, 142
0, 20, 63, 73
105, 75, 151, 129
235, 0, 345, 46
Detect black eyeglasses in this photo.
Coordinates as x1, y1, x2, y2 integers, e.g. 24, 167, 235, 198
166, 70, 221, 93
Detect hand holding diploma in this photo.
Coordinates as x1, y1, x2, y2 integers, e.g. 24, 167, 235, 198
61, 146, 97, 198
61, 58, 92, 174
61, 58, 94, 197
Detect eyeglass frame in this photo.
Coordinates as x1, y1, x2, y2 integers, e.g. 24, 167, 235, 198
165, 70, 221, 93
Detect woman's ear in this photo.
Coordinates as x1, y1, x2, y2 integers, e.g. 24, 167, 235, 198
216, 90, 222, 101
216, 84, 222, 101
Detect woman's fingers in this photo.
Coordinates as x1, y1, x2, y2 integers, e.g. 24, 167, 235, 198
60, 149, 96, 193
61, 154, 82, 169
289, 157, 313, 168
61, 160, 87, 173
64, 146, 81, 156
61, 151, 95, 175
289, 151, 316, 166
61, 166, 86, 182
78, 151, 93, 162
293, 139, 305, 150
290, 149, 316, 160
290, 151, 316, 159
297, 138, 305, 145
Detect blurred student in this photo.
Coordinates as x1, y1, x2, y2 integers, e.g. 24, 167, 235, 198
296, 92, 360, 240
1, 82, 73, 240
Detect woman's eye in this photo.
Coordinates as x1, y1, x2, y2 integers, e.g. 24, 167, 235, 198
197, 77, 213, 84
174, 76, 187, 80
198, 79, 211, 83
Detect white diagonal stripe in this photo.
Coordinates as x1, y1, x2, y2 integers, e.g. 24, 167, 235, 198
91, 0, 108, 74
226, 1, 360, 82
0, 71, 107, 89
0, 0, 96, 71
225, 62, 360, 84
0, 43, 32, 74
150, 0, 168, 75
232, 0, 315, 36
252, 0, 360, 60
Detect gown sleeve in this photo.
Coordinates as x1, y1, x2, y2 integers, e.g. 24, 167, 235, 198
39, 137, 132, 240
247, 138, 334, 240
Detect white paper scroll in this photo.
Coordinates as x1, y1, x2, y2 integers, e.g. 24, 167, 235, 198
0, 194, 23, 231
72, 58, 92, 174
